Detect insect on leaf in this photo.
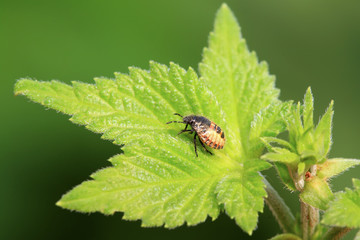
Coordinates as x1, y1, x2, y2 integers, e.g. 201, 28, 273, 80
15, 3, 284, 235
200, 4, 280, 158
200, 4, 284, 233
16, 62, 237, 228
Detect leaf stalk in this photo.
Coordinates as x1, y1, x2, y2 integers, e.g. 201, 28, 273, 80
264, 178, 296, 234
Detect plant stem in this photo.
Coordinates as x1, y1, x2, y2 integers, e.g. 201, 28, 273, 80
323, 227, 351, 240
308, 165, 319, 237
298, 165, 319, 240
301, 200, 309, 240
264, 178, 296, 234
308, 205, 318, 236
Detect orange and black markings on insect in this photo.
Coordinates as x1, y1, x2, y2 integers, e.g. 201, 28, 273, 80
166, 113, 225, 157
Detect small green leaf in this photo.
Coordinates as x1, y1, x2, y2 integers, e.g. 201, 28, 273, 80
261, 149, 299, 165
317, 158, 360, 180
249, 101, 292, 156
297, 162, 306, 175
274, 162, 296, 191
269, 233, 302, 240
303, 87, 314, 131
261, 137, 296, 152
285, 102, 304, 152
314, 100, 334, 161
300, 176, 334, 210
322, 178, 360, 228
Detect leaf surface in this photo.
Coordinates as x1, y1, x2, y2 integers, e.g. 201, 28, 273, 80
57, 143, 229, 227
317, 158, 360, 180
16, 62, 232, 228
199, 4, 283, 233
300, 176, 334, 210
215, 169, 266, 234
322, 178, 360, 228
199, 4, 279, 158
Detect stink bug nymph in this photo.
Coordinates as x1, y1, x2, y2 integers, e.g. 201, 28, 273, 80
166, 113, 225, 157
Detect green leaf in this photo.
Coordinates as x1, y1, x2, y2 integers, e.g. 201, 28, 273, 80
284, 102, 305, 154
300, 176, 334, 210
297, 162, 306, 175
261, 137, 296, 152
199, 3, 279, 157
249, 101, 292, 156
215, 170, 266, 235
302, 87, 314, 131
317, 158, 360, 180
15, 62, 234, 228
314, 100, 334, 161
274, 162, 296, 191
15, 4, 283, 235
322, 178, 360, 228
269, 233, 302, 240
261, 148, 299, 165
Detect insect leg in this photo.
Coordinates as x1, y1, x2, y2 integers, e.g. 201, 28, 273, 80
193, 133, 198, 157
176, 124, 193, 135
177, 129, 192, 135
199, 139, 213, 155
174, 113, 183, 117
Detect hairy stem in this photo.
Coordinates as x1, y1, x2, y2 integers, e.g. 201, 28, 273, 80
264, 178, 296, 234
301, 200, 309, 240
308, 165, 319, 236
323, 227, 351, 240
308, 205, 319, 236
298, 165, 319, 240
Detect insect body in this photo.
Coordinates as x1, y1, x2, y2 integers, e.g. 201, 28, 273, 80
166, 113, 225, 157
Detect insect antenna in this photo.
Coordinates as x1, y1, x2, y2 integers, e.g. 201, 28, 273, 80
174, 113, 183, 117
166, 121, 185, 124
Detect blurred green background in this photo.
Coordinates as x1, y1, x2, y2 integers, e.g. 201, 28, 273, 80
2, 0, 360, 239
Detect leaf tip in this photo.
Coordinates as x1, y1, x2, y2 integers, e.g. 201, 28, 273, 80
306, 86, 312, 94
219, 3, 230, 11
215, 3, 238, 26
55, 200, 63, 207
14, 78, 33, 96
